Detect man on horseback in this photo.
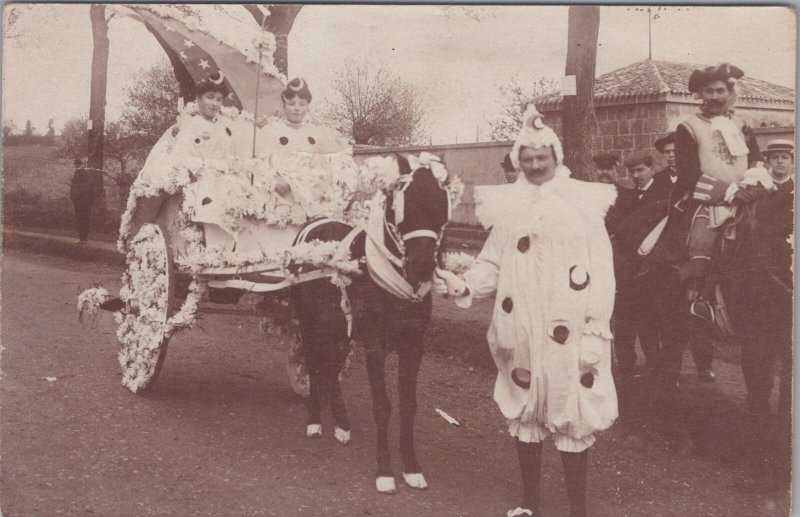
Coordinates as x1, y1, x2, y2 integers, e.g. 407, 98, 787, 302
672, 63, 765, 295
436, 105, 617, 517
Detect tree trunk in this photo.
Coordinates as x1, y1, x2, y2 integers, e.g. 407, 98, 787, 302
89, 4, 110, 214
562, 6, 600, 181
244, 5, 303, 76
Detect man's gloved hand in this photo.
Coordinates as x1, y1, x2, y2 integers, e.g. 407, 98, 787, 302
579, 333, 604, 370
433, 268, 468, 297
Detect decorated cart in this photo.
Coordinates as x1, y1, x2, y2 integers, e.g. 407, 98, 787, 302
74, 6, 395, 396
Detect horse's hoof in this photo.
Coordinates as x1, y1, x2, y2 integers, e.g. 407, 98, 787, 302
402, 472, 428, 489
306, 424, 322, 438
375, 476, 397, 494
334, 426, 351, 445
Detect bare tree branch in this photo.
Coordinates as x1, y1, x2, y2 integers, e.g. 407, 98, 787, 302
322, 59, 428, 146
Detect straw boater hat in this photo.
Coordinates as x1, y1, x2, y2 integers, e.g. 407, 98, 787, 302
653, 132, 675, 154
688, 63, 744, 94
763, 139, 794, 157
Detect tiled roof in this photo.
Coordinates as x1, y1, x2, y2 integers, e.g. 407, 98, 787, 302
537, 59, 795, 107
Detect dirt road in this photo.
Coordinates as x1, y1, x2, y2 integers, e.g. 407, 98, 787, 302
1, 250, 790, 516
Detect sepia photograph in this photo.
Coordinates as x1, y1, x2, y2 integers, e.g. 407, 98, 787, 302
1, 4, 796, 516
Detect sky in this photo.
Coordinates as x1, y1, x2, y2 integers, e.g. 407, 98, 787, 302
2, 5, 795, 144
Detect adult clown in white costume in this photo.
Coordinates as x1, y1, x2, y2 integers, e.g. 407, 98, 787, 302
435, 105, 618, 517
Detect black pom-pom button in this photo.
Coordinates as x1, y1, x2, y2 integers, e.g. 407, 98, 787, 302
580, 372, 594, 388
202, 197, 212, 206
194, 138, 201, 144
511, 368, 531, 389
225, 127, 232, 136
517, 236, 530, 253
502, 297, 513, 313
279, 136, 289, 145
551, 325, 569, 344
308, 136, 316, 145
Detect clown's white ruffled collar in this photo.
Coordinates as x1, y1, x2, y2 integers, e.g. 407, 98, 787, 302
474, 165, 571, 229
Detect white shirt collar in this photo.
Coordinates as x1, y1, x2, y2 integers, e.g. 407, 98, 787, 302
638, 178, 654, 192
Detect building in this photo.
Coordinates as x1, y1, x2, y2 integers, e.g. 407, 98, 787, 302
536, 59, 795, 171
355, 59, 795, 228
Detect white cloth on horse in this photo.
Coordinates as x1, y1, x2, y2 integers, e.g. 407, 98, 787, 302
457, 167, 618, 452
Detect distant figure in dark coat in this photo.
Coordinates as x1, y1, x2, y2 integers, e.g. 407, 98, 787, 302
70, 158, 101, 244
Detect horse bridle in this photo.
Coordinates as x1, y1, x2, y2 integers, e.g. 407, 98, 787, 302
363, 171, 449, 302
384, 172, 449, 277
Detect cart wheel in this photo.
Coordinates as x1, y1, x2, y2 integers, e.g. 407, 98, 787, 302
116, 223, 175, 394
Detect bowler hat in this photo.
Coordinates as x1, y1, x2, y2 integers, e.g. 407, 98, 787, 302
500, 153, 515, 171
654, 133, 675, 154
688, 63, 744, 93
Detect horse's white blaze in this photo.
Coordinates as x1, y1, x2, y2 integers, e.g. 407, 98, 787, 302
375, 476, 396, 494
305, 424, 322, 438
334, 426, 351, 445
402, 472, 428, 489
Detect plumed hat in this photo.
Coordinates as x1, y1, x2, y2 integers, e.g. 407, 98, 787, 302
196, 71, 230, 98
282, 77, 312, 103
764, 139, 794, 156
688, 63, 744, 93
510, 104, 563, 169
653, 132, 675, 154
592, 152, 619, 167
623, 149, 653, 168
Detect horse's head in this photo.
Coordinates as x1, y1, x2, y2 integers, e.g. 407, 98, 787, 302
386, 154, 450, 291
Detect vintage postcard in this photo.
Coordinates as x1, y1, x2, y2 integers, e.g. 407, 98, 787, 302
2, 4, 795, 515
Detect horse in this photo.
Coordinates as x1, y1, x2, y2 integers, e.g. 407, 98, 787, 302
714, 184, 793, 482
618, 183, 793, 462
292, 154, 450, 493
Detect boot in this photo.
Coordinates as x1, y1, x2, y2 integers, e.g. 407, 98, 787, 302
515, 439, 542, 514
561, 450, 588, 517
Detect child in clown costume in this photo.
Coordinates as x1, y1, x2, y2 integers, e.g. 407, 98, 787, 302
435, 106, 617, 517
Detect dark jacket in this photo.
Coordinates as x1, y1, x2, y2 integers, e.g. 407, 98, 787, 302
652, 167, 676, 192
70, 167, 102, 203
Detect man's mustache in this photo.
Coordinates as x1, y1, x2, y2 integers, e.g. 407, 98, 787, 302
702, 99, 726, 108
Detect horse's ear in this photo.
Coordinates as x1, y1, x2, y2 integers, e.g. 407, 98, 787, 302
396, 154, 412, 175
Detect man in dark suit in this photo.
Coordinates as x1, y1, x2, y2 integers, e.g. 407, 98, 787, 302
652, 132, 677, 190
653, 132, 716, 382
69, 158, 102, 244
611, 150, 671, 379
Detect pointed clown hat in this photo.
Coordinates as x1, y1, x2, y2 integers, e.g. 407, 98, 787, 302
510, 104, 564, 169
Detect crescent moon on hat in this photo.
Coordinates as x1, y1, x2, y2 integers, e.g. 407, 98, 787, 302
290, 78, 306, 91
569, 265, 590, 290
209, 71, 225, 85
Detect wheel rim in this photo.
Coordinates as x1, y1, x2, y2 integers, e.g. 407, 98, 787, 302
116, 224, 175, 393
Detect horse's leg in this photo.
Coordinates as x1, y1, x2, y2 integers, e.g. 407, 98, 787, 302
397, 338, 426, 488
327, 351, 352, 445
364, 339, 394, 493
305, 367, 324, 437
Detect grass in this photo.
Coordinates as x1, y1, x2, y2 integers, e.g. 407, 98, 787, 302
2, 144, 124, 235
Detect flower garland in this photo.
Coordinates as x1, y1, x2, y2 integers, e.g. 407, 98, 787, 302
443, 251, 477, 275
77, 287, 111, 323
114, 224, 208, 393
